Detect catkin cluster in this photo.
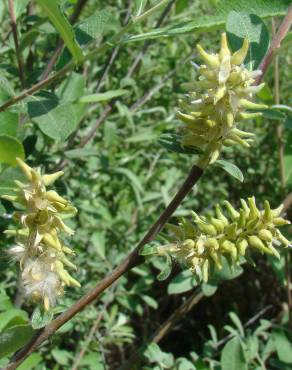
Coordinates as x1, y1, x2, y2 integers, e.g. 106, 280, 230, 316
158, 198, 290, 282
2, 158, 79, 310
178, 33, 267, 166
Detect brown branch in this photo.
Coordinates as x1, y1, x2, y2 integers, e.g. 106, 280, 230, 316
8, 0, 25, 88
282, 192, 292, 214
41, 0, 88, 80
5, 164, 203, 370
255, 4, 292, 85
271, 17, 292, 326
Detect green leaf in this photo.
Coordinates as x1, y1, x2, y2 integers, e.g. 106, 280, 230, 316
78, 90, 128, 103
17, 353, 42, 370
0, 167, 25, 196
31, 306, 54, 329
158, 134, 203, 155
215, 160, 244, 182
0, 112, 19, 137
221, 336, 248, 370
201, 283, 217, 296
141, 295, 158, 309
167, 270, 198, 295
157, 253, 172, 281
272, 329, 292, 364
0, 73, 14, 103
36, 0, 83, 63
14, 0, 31, 19
90, 232, 105, 260
0, 309, 28, 332
226, 12, 270, 69
52, 349, 72, 366
211, 257, 243, 282
65, 148, 99, 159
76, 9, 112, 42
125, 0, 288, 42
27, 93, 78, 142
0, 135, 25, 166
139, 244, 158, 256
57, 72, 85, 103
284, 132, 292, 186
0, 324, 34, 359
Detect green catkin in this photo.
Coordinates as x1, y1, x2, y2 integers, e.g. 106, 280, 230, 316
177, 33, 267, 167
159, 198, 291, 282
2, 158, 79, 310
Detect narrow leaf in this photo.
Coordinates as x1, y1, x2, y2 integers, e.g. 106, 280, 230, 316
79, 90, 128, 103
36, 0, 83, 63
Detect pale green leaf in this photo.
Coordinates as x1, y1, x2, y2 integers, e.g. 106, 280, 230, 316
167, 270, 198, 295
215, 160, 244, 182
31, 307, 54, 329
272, 329, 292, 364
0, 135, 25, 166
17, 353, 42, 370
27, 93, 78, 142
226, 12, 269, 69
221, 336, 248, 370
0, 112, 19, 137
79, 90, 128, 103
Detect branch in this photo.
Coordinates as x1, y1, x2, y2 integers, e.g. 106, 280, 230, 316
95, 0, 132, 92
0, 0, 169, 113
5, 164, 203, 370
255, 4, 292, 85
8, 0, 25, 88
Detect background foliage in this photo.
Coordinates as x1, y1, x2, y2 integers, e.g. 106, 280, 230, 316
0, 0, 291, 369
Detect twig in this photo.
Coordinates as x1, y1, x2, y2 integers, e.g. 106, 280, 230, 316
0, 0, 169, 113
214, 305, 273, 349
255, 4, 292, 85
5, 164, 203, 370
272, 18, 292, 327
41, 0, 88, 80
8, 0, 25, 88
56, 54, 183, 171
126, 0, 175, 79
71, 287, 115, 370
282, 192, 292, 214
55, 0, 175, 170
95, 0, 132, 92
121, 290, 204, 370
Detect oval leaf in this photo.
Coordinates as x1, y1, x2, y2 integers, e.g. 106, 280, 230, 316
0, 135, 25, 166
215, 160, 244, 182
221, 336, 248, 370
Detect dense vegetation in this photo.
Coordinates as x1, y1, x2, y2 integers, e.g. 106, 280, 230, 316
0, 0, 291, 369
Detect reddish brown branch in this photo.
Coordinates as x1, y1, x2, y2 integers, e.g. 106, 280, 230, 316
8, 0, 25, 88
255, 4, 292, 85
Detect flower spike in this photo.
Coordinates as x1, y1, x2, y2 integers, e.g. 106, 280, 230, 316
2, 159, 79, 310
